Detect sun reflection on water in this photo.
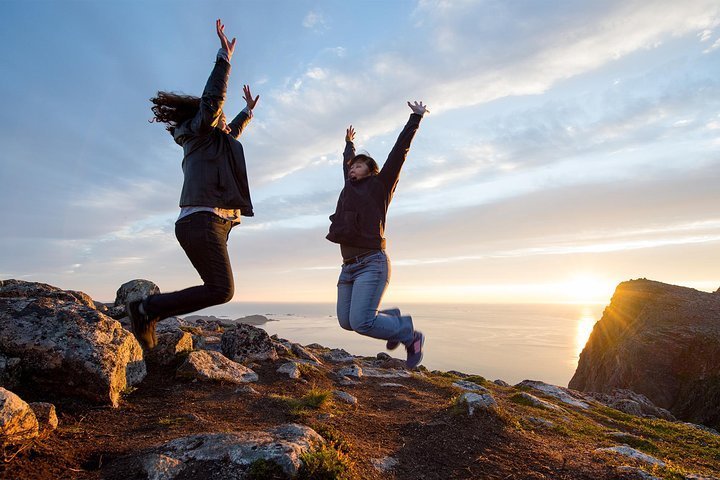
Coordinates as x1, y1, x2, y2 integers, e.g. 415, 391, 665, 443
575, 307, 597, 359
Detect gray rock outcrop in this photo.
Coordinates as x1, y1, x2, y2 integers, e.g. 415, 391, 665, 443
29, 402, 58, 437
221, 323, 279, 363
141, 423, 323, 479
0, 387, 38, 445
176, 350, 258, 384
0, 354, 21, 389
146, 329, 193, 366
0, 280, 146, 407
588, 389, 675, 420
458, 392, 498, 415
569, 279, 720, 427
114, 279, 160, 306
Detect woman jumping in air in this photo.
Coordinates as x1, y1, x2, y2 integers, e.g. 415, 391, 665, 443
327, 101, 429, 368
127, 19, 259, 349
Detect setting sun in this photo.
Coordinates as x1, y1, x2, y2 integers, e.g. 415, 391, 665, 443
558, 274, 616, 304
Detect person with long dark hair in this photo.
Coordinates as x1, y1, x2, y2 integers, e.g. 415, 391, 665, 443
126, 19, 259, 349
327, 101, 429, 368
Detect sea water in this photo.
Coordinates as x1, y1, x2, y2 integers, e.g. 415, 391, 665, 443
190, 302, 605, 386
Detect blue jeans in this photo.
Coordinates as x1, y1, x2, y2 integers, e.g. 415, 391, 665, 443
336, 251, 414, 345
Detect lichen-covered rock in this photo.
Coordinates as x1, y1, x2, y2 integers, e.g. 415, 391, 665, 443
141, 423, 324, 478
291, 343, 322, 365
0, 280, 146, 407
517, 380, 589, 409
595, 445, 665, 467
321, 348, 356, 364
0, 354, 21, 389
176, 350, 258, 384
589, 389, 675, 420
514, 392, 564, 411
29, 402, 58, 437
371, 456, 399, 473
146, 329, 193, 366
221, 324, 278, 363
458, 392, 497, 415
0, 388, 38, 445
453, 380, 490, 393
570, 279, 720, 428
336, 364, 363, 379
333, 390, 358, 405
277, 362, 301, 379
113, 279, 160, 306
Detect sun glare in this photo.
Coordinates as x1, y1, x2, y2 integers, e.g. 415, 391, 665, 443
560, 274, 614, 304
575, 308, 597, 359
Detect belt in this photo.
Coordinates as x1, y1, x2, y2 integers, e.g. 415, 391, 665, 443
343, 250, 381, 265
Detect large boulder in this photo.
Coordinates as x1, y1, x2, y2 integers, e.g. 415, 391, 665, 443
0, 387, 38, 445
569, 279, 720, 427
113, 279, 160, 306
0, 354, 22, 389
176, 350, 258, 384
139, 424, 324, 479
221, 324, 278, 363
0, 280, 146, 407
146, 329, 193, 366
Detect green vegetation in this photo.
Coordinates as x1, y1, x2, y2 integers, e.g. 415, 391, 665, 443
272, 388, 332, 416
508, 392, 539, 408
296, 445, 354, 480
246, 459, 288, 480
311, 424, 353, 454
296, 363, 326, 381
464, 375, 487, 385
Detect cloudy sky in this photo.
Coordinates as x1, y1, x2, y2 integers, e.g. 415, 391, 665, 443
1, 0, 719, 305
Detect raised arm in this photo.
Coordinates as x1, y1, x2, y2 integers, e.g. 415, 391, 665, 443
377, 101, 429, 191
190, 19, 236, 135
228, 84, 260, 139
342, 125, 356, 179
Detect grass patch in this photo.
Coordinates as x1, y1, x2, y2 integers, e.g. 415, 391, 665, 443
509, 392, 538, 408
246, 459, 289, 480
311, 425, 353, 454
464, 375, 487, 385
297, 363, 326, 381
271, 388, 332, 416
121, 385, 138, 395
605, 432, 659, 454
157, 416, 186, 427
593, 405, 635, 423
296, 445, 354, 480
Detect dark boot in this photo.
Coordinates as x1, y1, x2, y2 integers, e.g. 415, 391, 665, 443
126, 299, 158, 350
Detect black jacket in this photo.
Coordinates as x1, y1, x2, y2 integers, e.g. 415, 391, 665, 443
326, 113, 422, 249
174, 54, 254, 216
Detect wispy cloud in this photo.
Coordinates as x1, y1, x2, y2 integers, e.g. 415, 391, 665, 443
302, 10, 328, 31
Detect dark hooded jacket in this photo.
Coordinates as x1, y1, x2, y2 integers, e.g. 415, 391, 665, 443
173, 53, 254, 216
326, 113, 422, 249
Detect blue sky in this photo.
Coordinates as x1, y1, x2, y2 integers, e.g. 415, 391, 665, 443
1, 0, 719, 304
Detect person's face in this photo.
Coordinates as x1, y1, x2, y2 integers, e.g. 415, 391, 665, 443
349, 160, 371, 180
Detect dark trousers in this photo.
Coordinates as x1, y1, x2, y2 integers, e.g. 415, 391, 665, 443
145, 212, 235, 320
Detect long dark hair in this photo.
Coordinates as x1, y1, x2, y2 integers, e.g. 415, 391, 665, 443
149, 91, 200, 133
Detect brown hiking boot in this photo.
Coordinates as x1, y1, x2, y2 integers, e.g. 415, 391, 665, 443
126, 299, 157, 350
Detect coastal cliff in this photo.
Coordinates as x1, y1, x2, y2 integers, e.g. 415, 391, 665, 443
1, 279, 719, 479
569, 279, 720, 429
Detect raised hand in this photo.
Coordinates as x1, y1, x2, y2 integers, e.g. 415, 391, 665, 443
345, 125, 355, 142
243, 85, 260, 110
407, 100, 429, 116
216, 19, 236, 58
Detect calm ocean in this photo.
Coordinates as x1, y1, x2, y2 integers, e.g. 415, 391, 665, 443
190, 302, 606, 386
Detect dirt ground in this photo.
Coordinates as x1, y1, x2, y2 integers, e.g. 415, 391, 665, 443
0, 354, 637, 480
